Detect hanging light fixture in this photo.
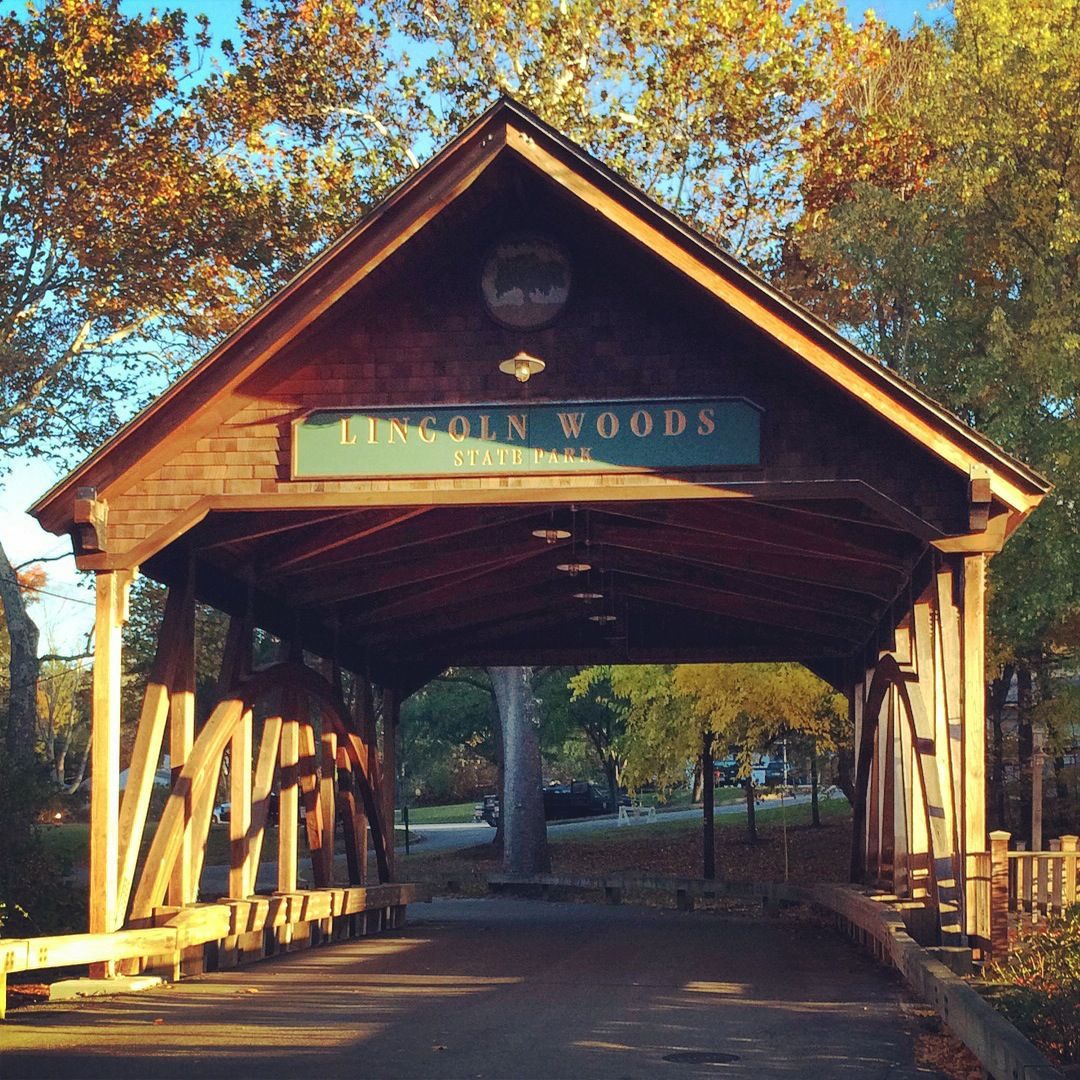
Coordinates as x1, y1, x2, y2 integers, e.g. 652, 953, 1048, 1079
573, 590, 603, 601
589, 568, 618, 623
556, 560, 591, 576
499, 350, 545, 383
531, 511, 570, 545
533, 526, 571, 544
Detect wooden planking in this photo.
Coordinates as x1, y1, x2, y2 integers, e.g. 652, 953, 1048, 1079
296, 534, 572, 608
261, 507, 432, 573
195, 509, 360, 551
76, 477, 949, 576
599, 501, 915, 566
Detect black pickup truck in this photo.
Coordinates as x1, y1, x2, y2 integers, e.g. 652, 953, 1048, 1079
475, 782, 622, 826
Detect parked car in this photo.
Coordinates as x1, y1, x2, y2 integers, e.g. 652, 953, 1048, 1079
713, 759, 740, 786
474, 783, 623, 827
543, 781, 615, 820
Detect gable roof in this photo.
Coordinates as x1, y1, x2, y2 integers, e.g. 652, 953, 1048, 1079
31, 97, 1048, 536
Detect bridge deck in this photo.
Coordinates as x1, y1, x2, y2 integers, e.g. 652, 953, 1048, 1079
1, 898, 945, 1079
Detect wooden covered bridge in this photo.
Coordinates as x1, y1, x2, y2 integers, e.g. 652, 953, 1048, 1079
27, 99, 1047, 977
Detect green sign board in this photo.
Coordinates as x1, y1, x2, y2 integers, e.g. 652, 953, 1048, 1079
291, 398, 761, 479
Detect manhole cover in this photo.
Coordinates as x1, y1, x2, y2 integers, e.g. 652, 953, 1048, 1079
663, 1051, 740, 1065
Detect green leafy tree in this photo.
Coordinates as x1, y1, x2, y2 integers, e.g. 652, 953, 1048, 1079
785, 0, 1080, 837
0, 0, 422, 761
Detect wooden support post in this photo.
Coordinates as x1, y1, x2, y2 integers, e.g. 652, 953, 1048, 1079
989, 830, 1011, 961
358, 675, 377, 884
248, 714, 283, 884
381, 687, 399, 881
228, 708, 254, 898
320, 731, 337, 886
169, 571, 196, 906
90, 569, 132, 968
337, 748, 364, 885
298, 719, 327, 887
1031, 726, 1044, 853
279, 702, 300, 895
1061, 835, 1078, 907
962, 554, 987, 937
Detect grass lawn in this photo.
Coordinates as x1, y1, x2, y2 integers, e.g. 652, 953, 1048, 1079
399, 801, 477, 825
636, 786, 745, 809
38, 822, 89, 868
399, 796, 852, 897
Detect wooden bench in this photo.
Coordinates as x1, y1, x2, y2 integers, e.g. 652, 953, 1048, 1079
617, 803, 657, 826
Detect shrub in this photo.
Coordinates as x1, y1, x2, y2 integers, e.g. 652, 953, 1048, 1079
986, 904, 1080, 1064
0, 750, 86, 936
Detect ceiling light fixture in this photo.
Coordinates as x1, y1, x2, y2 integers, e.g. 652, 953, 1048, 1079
556, 561, 591, 577
532, 527, 571, 544
498, 350, 545, 383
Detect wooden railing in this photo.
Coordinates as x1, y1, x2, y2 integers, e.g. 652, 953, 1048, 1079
986, 831, 1079, 959
1, 882, 426, 1020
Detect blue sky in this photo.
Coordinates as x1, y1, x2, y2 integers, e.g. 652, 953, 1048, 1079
0, 0, 946, 651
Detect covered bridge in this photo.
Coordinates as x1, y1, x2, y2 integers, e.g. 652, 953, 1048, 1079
30, 99, 1048, 962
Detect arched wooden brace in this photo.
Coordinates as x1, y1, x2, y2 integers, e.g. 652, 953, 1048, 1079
129, 662, 389, 924
851, 655, 962, 938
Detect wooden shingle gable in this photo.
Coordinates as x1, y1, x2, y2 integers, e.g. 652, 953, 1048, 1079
31, 98, 1048, 548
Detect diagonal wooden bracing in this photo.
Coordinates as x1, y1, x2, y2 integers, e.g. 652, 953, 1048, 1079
851, 551, 988, 947
125, 657, 390, 927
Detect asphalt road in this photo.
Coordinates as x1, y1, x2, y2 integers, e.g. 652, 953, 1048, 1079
1, 897, 944, 1080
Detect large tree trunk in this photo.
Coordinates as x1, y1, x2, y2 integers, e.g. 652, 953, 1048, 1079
1017, 666, 1034, 846
0, 538, 41, 765
988, 666, 1013, 831
810, 739, 821, 827
488, 666, 549, 874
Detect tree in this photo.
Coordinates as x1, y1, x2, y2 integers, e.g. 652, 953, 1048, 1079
386, 0, 882, 268
784, 0, 1080, 839
399, 672, 497, 803
556, 666, 627, 810
0, 0, 422, 758
488, 666, 548, 873
675, 663, 847, 841
36, 657, 90, 792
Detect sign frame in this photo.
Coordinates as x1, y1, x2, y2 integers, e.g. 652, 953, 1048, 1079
290, 395, 765, 482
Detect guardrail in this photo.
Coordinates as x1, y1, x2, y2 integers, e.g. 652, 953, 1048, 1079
1, 881, 427, 1020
